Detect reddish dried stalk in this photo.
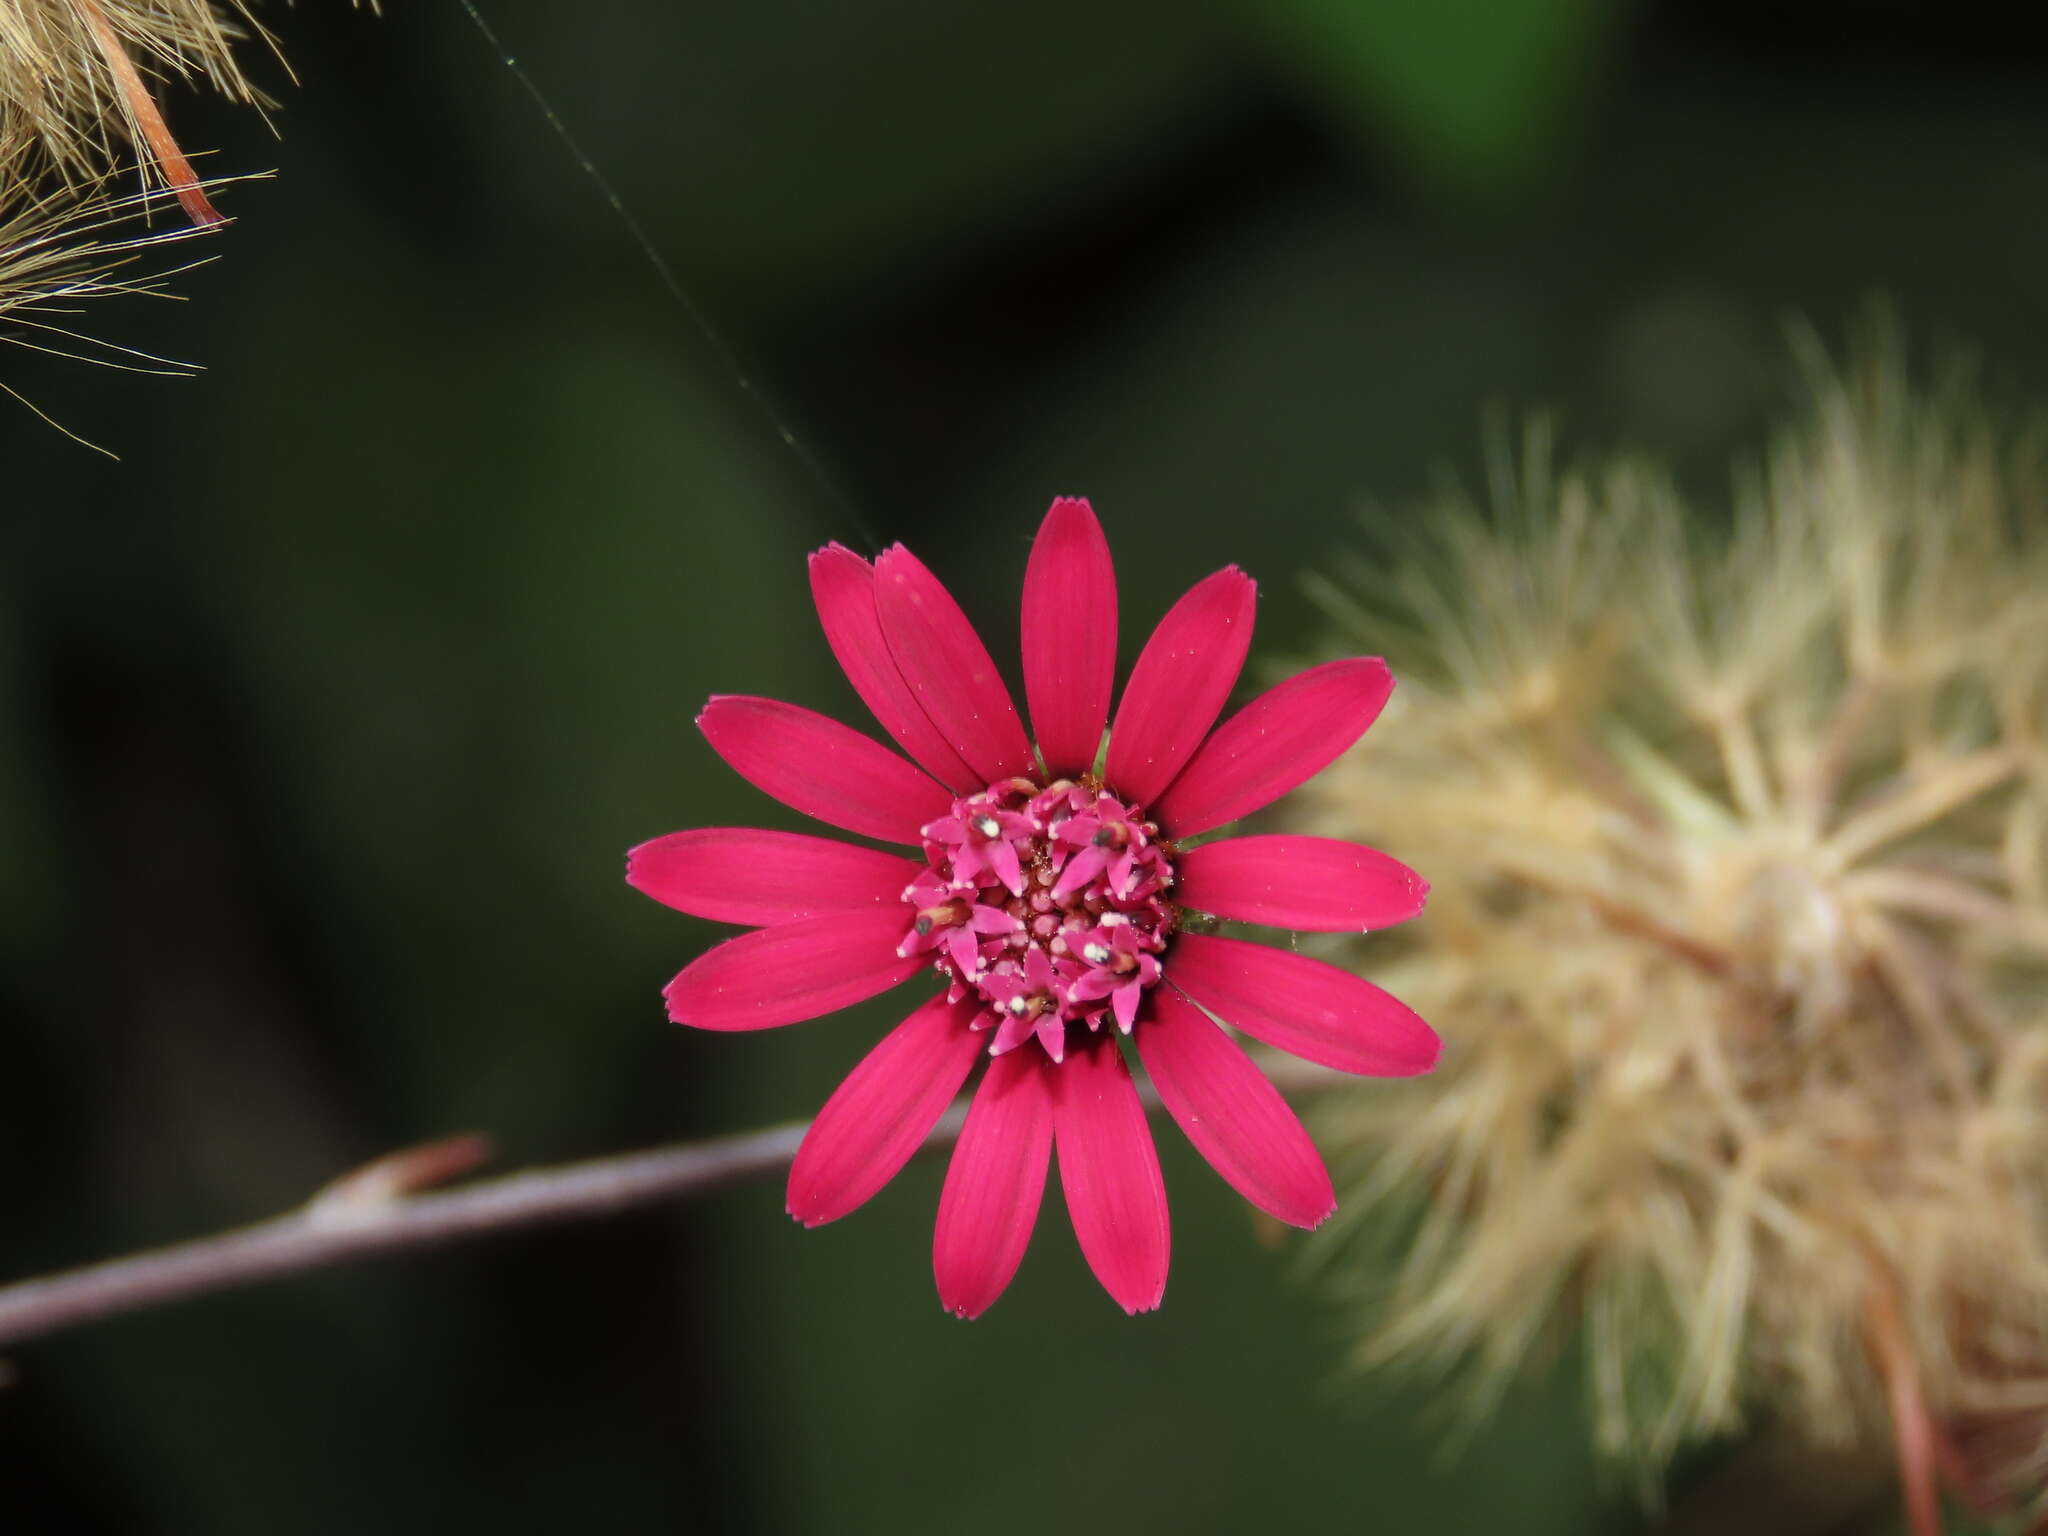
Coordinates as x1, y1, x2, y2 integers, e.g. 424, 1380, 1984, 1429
69, 0, 224, 226
1866, 1274, 1946, 1536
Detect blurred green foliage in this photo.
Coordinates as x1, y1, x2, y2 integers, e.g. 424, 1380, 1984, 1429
5, 1, 2048, 1532
1243, 0, 1622, 197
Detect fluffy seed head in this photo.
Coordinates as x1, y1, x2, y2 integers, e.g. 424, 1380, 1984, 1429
1295, 325, 2048, 1512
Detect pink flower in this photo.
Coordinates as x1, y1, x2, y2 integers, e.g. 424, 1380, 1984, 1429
628, 498, 1437, 1318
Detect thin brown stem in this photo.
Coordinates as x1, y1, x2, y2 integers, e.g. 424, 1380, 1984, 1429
1798, 674, 1877, 836
1501, 861, 1738, 980
1866, 1272, 1947, 1536
0, 1055, 1343, 1351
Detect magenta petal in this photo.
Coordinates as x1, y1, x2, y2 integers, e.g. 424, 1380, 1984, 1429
628, 828, 922, 926
1174, 835, 1428, 932
1152, 657, 1393, 838
933, 1049, 1054, 1319
1168, 933, 1440, 1076
698, 695, 952, 845
1105, 567, 1256, 809
1052, 1040, 1170, 1315
873, 545, 1036, 785
809, 545, 979, 791
787, 993, 982, 1227
1021, 497, 1117, 778
989, 1008, 1037, 1057
1137, 989, 1335, 1228
663, 908, 920, 1030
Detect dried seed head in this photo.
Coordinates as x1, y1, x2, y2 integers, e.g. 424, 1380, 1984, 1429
0, 0, 267, 185
1295, 321, 2048, 1512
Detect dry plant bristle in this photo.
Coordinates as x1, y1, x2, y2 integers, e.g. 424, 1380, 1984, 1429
0, 0, 270, 194
1296, 322, 2048, 1524
1, 135, 215, 446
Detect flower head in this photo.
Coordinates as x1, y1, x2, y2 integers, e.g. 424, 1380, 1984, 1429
629, 497, 1437, 1317
1295, 332, 2048, 1519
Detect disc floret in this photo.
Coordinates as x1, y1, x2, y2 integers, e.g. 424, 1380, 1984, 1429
899, 776, 1176, 1061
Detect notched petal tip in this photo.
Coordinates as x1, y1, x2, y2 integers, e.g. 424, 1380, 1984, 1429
1118, 1281, 1167, 1316
623, 847, 669, 902
623, 836, 674, 884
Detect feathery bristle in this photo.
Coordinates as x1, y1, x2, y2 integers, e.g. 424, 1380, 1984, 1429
1, 137, 215, 444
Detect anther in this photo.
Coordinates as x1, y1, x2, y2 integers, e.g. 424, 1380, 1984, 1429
913, 901, 967, 936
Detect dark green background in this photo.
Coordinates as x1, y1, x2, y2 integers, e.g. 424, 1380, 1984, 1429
4, 2, 2046, 1530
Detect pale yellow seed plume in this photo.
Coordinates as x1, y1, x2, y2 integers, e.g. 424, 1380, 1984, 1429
1296, 321, 2048, 1526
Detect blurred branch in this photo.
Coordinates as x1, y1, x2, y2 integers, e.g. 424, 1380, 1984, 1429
0, 1055, 1343, 1351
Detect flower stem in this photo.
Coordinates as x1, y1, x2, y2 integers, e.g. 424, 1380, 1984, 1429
0, 1056, 1342, 1350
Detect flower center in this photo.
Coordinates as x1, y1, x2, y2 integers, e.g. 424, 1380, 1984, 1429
898, 776, 1177, 1062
